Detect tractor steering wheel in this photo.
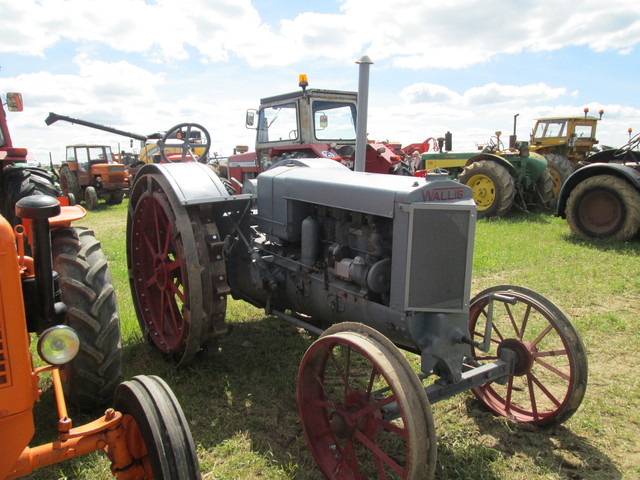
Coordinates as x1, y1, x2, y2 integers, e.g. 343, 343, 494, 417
158, 123, 211, 163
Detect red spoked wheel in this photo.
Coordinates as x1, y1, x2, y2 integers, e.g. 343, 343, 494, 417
298, 322, 436, 480
468, 285, 588, 426
127, 170, 227, 366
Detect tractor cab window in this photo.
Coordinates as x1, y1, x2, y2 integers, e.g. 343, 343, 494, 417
257, 102, 298, 143
574, 125, 594, 139
89, 146, 114, 164
76, 148, 90, 172
0, 127, 5, 147
537, 120, 566, 138
313, 101, 356, 141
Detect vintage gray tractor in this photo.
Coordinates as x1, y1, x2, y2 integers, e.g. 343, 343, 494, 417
126, 156, 588, 479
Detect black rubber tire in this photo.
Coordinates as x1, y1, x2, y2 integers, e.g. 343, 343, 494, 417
84, 186, 98, 210
106, 191, 125, 205
565, 174, 640, 241
113, 375, 201, 479
525, 167, 555, 209
458, 160, 515, 218
544, 153, 574, 203
0, 164, 61, 227
59, 164, 80, 198
51, 226, 123, 410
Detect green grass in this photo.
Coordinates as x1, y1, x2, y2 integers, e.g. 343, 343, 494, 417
28, 203, 640, 480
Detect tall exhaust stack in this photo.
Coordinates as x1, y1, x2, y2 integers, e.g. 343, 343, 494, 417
354, 55, 373, 172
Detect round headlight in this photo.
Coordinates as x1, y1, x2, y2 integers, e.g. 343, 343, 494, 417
37, 325, 80, 365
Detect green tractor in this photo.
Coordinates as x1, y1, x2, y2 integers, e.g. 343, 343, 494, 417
418, 129, 553, 218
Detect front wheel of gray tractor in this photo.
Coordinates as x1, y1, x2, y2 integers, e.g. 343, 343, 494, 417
51, 226, 123, 410
458, 160, 515, 218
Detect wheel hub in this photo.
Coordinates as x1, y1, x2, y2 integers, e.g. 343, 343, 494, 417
329, 411, 354, 439
468, 175, 495, 208
329, 391, 380, 440
579, 190, 621, 232
498, 338, 535, 376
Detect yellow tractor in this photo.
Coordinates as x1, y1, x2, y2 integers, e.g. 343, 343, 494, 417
529, 108, 604, 199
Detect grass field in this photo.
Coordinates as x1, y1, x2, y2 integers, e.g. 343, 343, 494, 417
28, 201, 640, 480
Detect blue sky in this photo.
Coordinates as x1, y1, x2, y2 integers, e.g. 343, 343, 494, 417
1, 0, 639, 162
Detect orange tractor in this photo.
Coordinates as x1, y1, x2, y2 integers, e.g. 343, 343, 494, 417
56, 143, 130, 210
0, 196, 201, 479
1, 92, 201, 479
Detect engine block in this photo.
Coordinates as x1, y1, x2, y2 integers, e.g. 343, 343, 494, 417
226, 159, 477, 382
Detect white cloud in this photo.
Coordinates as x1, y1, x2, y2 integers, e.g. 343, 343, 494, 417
2, 0, 638, 68
1, 0, 639, 163
400, 82, 572, 106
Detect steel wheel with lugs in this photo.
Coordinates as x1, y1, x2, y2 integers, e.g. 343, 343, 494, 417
468, 285, 588, 426
127, 169, 227, 366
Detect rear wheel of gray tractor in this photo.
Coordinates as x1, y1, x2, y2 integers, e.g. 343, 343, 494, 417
565, 174, 640, 241
112, 375, 201, 479
458, 160, 515, 218
52, 226, 123, 410
127, 170, 228, 366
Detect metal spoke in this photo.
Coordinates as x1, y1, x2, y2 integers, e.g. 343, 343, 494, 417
528, 371, 563, 408
503, 376, 514, 416
533, 356, 570, 382
532, 324, 553, 347
354, 428, 405, 476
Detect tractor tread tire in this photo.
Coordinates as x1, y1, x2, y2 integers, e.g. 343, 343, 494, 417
0, 164, 60, 227
106, 191, 125, 205
52, 226, 123, 410
459, 160, 515, 218
544, 153, 574, 206
531, 167, 555, 209
565, 174, 640, 242
59, 164, 80, 199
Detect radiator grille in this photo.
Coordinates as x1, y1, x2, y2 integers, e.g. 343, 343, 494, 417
0, 319, 8, 387
405, 205, 473, 312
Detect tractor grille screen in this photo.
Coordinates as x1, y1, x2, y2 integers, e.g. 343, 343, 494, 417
0, 319, 7, 387
405, 207, 471, 311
